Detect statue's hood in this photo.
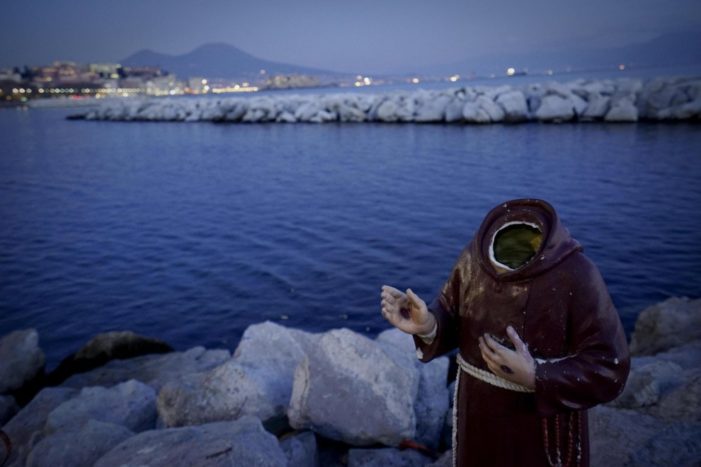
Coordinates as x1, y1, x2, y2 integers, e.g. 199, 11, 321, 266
474, 199, 582, 282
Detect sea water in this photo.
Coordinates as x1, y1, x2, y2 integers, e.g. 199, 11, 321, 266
1, 107, 700, 367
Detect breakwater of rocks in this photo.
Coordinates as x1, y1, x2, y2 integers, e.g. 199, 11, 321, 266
1, 296, 700, 466
67, 77, 701, 124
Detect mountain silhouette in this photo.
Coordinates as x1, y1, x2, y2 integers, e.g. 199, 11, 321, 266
122, 43, 344, 80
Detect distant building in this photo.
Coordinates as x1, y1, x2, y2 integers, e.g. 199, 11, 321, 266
0, 68, 22, 82
266, 74, 320, 89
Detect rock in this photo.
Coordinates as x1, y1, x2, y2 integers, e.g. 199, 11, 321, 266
158, 322, 315, 427
634, 339, 701, 370
461, 102, 490, 123
94, 416, 287, 467
570, 93, 589, 116
0, 395, 19, 426
535, 95, 575, 122
277, 111, 297, 123
427, 450, 452, 467
45, 380, 157, 434
280, 431, 319, 467
61, 346, 230, 390
495, 91, 528, 122
26, 420, 134, 467
347, 447, 432, 467
476, 96, 505, 122
630, 297, 701, 355
581, 93, 610, 119
610, 360, 684, 409
589, 405, 668, 467
157, 359, 287, 427
415, 358, 449, 449
375, 329, 450, 449
605, 97, 638, 122
295, 102, 321, 122
47, 331, 172, 386
1, 387, 77, 467
0, 329, 45, 394
444, 98, 465, 123
288, 328, 418, 446
628, 422, 701, 467
376, 99, 400, 122
652, 369, 701, 422
543, 81, 572, 98
414, 95, 451, 123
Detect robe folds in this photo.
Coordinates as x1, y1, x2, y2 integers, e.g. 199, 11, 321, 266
413, 199, 630, 467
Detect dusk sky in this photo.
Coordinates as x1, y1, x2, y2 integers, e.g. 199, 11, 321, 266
2, 0, 700, 73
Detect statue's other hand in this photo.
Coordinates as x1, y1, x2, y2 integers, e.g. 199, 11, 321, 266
381, 285, 435, 336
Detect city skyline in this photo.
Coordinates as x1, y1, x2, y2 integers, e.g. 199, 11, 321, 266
2, 0, 700, 73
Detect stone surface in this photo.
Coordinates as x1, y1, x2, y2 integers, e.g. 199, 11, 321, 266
535, 95, 575, 121
94, 416, 287, 467
1, 387, 77, 467
589, 405, 668, 467
26, 420, 134, 467
61, 346, 230, 390
651, 369, 701, 422
158, 322, 315, 427
610, 360, 684, 409
376, 328, 450, 449
45, 380, 157, 434
628, 422, 701, 467
496, 90, 529, 121
0, 329, 45, 394
73, 77, 701, 124
605, 97, 639, 122
0, 395, 19, 426
47, 331, 172, 386
280, 431, 319, 467
347, 447, 432, 467
630, 297, 701, 355
427, 450, 452, 467
288, 328, 418, 446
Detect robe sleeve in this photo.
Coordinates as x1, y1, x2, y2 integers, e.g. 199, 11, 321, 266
413, 244, 471, 363
534, 255, 631, 416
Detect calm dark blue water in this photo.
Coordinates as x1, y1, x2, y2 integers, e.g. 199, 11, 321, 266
1, 107, 700, 367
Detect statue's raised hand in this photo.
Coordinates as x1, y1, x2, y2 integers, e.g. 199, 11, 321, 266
380, 285, 436, 336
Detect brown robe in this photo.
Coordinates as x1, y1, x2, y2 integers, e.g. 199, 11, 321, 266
414, 199, 630, 467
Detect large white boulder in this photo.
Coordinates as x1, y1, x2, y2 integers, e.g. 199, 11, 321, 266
61, 346, 230, 390
605, 97, 639, 122
1, 387, 77, 467
94, 416, 286, 467
0, 329, 45, 394
376, 328, 450, 449
280, 431, 319, 467
476, 95, 505, 122
45, 380, 157, 434
495, 90, 529, 122
535, 95, 575, 122
288, 328, 418, 446
347, 447, 432, 467
630, 297, 701, 355
157, 322, 315, 427
26, 420, 134, 467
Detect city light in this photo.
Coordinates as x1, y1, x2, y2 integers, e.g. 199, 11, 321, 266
449, 74, 460, 82
411, 78, 420, 84
506, 67, 516, 76
618, 64, 626, 71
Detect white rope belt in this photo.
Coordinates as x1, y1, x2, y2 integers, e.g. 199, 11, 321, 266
456, 353, 534, 393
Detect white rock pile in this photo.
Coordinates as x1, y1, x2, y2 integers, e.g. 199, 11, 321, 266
0, 296, 699, 466
72, 77, 701, 124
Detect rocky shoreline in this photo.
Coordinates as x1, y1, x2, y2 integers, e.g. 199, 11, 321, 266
67, 77, 701, 124
1, 296, 700, 466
